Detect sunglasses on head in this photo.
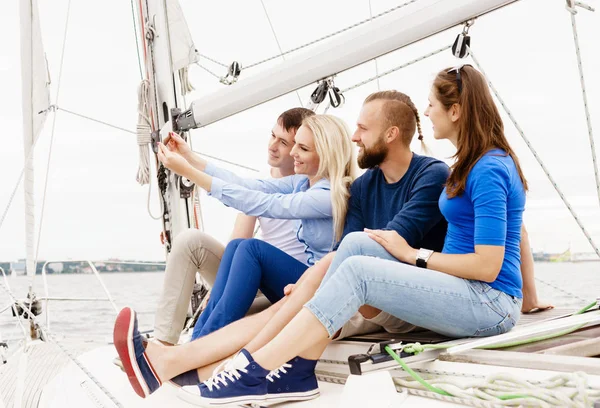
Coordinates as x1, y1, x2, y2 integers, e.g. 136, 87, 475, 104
447, 64, 472, 94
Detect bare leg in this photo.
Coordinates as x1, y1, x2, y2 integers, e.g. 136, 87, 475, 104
146, 298, 285, 381
253, 308, 329, 370
245, 254, 333, 353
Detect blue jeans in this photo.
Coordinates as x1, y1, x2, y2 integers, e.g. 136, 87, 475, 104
305, 232, 522, 338
192, 238, 308, 340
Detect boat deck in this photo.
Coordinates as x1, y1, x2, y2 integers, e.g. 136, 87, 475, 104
0, 306, 585, 407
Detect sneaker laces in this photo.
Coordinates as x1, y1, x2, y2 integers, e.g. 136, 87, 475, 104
203, 358, 247, 391
266, 363, 292, 382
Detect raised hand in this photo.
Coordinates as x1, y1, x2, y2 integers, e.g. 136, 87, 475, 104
165, 132, 192, 158
157, 142, 193, 178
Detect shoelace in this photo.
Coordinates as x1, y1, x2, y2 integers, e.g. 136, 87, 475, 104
266, 363, 292, 383
203, 358, 248, 391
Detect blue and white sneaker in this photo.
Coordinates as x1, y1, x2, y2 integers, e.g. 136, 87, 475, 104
265, 356, 320, 404
113, 307, 162, 398
178, 349, 270, 406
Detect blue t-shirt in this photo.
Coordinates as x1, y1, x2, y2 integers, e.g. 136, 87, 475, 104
339, 153, 449, 251
439, 149, 526, 298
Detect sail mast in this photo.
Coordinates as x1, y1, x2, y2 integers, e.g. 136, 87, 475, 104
19, 0, 50, 277
20, 0, 35, 277
135, 0, 195, 252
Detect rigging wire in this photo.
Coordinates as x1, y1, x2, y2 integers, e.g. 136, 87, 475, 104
368, 0, 381, 91
129, 0, 144, 80
566, 4, 600, 207
32, 0, 73, 287
245, 0, 420, 69
258, 0, 304, 107
193, 0, 420, 74
468, 47, 600, 260
341, 45, 452, 93
57, 106, 136, 134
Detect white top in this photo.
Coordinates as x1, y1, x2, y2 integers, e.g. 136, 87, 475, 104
257, 217, 309, 265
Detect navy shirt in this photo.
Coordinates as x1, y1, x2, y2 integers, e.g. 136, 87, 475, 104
439, 149, 526, 298
339, 153, 449, 252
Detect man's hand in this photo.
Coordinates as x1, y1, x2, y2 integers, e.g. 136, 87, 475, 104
364, 229, 416, 264
157, 142, 194, 178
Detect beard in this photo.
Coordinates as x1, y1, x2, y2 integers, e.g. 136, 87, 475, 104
357, 137, 388, 169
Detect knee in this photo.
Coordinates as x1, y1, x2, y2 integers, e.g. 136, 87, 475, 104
225, 238, 246, 253
172, 229, 212, 254
235, 238, 264, 256
337, 231, 376, 254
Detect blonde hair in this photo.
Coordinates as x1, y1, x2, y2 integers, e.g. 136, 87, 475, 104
301, 114, 356, 242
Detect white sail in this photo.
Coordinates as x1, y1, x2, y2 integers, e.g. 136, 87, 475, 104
20, 0, 50, 277
167, 0, 199, 72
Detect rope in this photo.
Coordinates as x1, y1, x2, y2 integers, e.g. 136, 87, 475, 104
32, 0, 72, 287
57, 107, 135, 134
129, 0, 143, 80
136, 80, 153, 185
368, 0, 381, 91
146, 160, 164, 221
198, 53, 229, 68
566, 5, 600, 207
245, 0, 421, 69
0, 281, 123, 408
194, 61, 224, 80
534, 276, 588, 304
468, 47, 600, 259
341, 45, 452, 93
179, 66, 195, 95
192, 150, 260, 172
392, 369, 600, 407
258, 0, 303, 107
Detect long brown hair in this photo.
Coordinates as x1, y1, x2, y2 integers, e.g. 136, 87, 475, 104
433, 65, 528, 197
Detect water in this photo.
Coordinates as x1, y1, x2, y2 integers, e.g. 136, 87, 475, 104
1, 263, 599, 349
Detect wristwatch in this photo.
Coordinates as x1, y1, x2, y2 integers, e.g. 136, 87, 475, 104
416, 248, 434, 268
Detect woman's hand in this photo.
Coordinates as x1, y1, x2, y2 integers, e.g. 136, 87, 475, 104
364, 229, 417, 264
157, 142, 194, 178
521, 296, 554, 314
283, 283, 296, 296
165, 132, 192, 159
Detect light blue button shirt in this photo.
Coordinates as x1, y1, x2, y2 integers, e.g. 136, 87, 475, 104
205, 162, 334, 265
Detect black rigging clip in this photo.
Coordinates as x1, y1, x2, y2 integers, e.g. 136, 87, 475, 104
220, 61, 242, 85
308, 78, 345, 111
452, 20, 474, 59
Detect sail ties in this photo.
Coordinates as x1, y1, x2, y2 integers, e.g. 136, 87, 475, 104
136, 80, 153, 185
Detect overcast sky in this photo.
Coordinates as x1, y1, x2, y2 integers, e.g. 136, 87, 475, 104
1, 0, 599, 262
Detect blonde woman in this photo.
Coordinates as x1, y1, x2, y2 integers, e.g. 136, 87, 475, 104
154, 115, 354, 343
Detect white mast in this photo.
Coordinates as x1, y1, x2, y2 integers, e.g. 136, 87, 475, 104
177, 0, 519, 129
135, 0, 196, 251
19, 0, 50, 277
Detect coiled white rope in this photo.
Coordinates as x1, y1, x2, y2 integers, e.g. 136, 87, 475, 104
136, 80, 153, 185
394, 371, 600, 407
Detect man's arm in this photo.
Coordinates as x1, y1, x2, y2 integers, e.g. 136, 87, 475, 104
520, 224, 554, 313
385, 162, 449, 247
230, 214, 258, 240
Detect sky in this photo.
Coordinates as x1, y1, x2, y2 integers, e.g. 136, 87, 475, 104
0, 0, 599, 262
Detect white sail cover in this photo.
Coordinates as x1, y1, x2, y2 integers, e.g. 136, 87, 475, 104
20, 0, 50, 276
167, 0, 199, 71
